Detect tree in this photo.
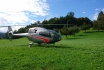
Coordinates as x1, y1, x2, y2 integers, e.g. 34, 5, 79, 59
68, 26, 80, 36
17, 28, 25, 33
68, 27, 75, 36
93, 20, 101, 31
97, 11, 104, 30
93, 20, 97, 30
76, 17, 85, 27
65, 12, 76, 26
42, 20, 50, 29
48, 17, 59, 29
14, 30, 18, 34
81, 22, 91, 32
93, 11, 104, 31
67, 12, 74, 18
58, 16, 66, 29
60, 26, 69, 39
74, 26, 80, 34
53, 28, 59, 33
60, 26, 80, 39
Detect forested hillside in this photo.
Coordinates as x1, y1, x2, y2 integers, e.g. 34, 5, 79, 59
14, 12, 93, 33
0, 32, 5, 39
14, 11, 104, 33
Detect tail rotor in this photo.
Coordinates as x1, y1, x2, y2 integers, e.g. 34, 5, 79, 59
8, 26, 13, 41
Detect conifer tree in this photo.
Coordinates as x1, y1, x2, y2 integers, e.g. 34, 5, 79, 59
93, 11, 104, 31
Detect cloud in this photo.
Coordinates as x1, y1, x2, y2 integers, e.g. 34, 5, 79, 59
102, 8, 104, 12
82, 12, 86, 14
92, 0, 96, 2
95, 8, 99, 11
92, 8, 104, 20
92, 12, 98, 20
0, 0, 49, 32
85, 2, 87, 4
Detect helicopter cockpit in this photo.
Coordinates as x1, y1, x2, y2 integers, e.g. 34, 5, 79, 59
39, 31, 51, 37
39, 30, 61, 40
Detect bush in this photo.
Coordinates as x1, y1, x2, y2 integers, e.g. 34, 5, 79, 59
60, 26, 80, 39
68, 27, 75, 36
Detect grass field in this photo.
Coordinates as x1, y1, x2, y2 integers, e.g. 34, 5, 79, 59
0, 31, 104, 70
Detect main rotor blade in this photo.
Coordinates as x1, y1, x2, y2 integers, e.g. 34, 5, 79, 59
0, 26, 8, 27
0, 25, 27, 27
42, 24, 74, 25
0, 24, 74, 27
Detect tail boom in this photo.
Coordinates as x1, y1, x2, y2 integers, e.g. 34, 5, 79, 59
8, 26, 28, 41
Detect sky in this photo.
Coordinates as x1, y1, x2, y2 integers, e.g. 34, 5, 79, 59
0, 0, 104, 32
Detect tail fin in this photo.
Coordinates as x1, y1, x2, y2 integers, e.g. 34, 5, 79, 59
8, 26, 13, 41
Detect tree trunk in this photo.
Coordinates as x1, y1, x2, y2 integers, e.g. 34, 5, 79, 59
85, 30, 86, 32
66, 35, 68, 39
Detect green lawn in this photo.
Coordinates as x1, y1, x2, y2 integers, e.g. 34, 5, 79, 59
0, 31, 104, 70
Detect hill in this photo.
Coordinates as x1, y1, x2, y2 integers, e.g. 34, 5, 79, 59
0, 32, 5, 39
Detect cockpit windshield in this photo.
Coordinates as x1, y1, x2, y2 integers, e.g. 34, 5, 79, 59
39, 30, 61, 39
39, 31, 51, 37
51, 30, 60, 37
50, 30, 61, 41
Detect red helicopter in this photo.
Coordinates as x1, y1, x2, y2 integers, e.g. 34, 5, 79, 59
7, 26, 61, 47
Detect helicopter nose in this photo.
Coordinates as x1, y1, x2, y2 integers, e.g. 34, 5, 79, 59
55, 34, 61, 41
53, 35, 61, 42
55, 35, 61, 41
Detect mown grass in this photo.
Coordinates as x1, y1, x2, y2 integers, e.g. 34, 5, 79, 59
0, 31, 104, 70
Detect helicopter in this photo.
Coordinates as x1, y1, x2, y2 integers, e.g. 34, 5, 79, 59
0, 23, 73, 47
4, 26, 62, 47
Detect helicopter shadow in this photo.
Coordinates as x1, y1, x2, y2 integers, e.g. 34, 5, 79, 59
16, 43, 72, 49
49, 45, 72, 49
17, 44, 89, 52
67, 37, 81, 40
79, 34, 87, 36
36, 43, 72, 49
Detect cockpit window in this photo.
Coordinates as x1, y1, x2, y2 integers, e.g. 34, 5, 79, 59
34, 30, 37, 33
39, 31, 51, 37
51, 30, 60, 37
28, 29, 32, 33
28, 29, 37, 33
50, 32, 54, 37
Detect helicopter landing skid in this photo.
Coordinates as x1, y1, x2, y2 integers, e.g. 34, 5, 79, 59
44, 43, 55, 47
28, 42, 33, 48
38, 43, 41, 46
45, 43, 49, 47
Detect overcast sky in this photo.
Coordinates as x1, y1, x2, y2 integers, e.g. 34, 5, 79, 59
0, 0, 104, 32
